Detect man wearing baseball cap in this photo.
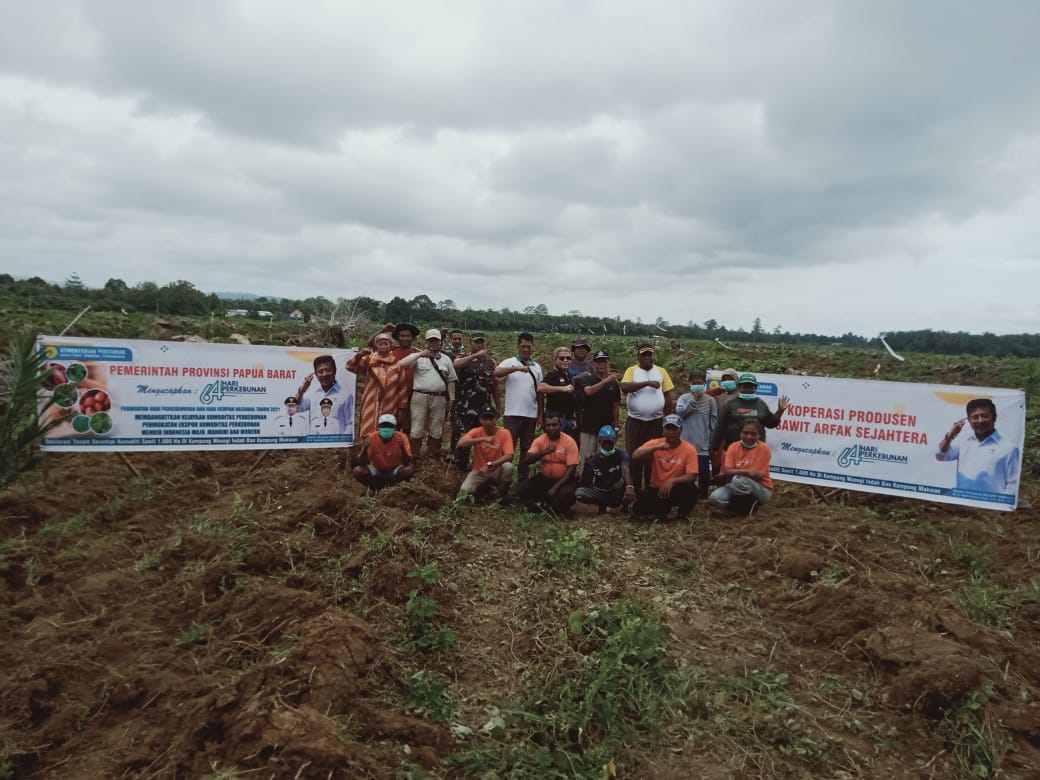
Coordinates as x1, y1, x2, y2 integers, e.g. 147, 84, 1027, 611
621, 342, 676, 494
575, 425, 633, 514
709, 371, 791, 455
631, 414, 699, 521
449, 330, 500, 471
396, 329, 458, 462
574, 350, 621, 465
456, 405, 514, 502
352, 413, 414, 491
568, 339, 594, 380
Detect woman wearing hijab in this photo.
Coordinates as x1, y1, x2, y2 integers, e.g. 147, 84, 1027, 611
347, 331, 404, 438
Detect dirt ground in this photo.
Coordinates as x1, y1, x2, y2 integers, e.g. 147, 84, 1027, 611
2, 445, 1039, 779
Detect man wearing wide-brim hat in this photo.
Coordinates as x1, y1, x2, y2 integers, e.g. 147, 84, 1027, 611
390, 323, 421, 433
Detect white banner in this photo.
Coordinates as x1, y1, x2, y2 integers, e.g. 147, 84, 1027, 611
38, 336, 357, 451
748, 374, 1025, 511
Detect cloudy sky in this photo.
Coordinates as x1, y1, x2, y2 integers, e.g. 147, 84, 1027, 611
2, 1, 1039, 337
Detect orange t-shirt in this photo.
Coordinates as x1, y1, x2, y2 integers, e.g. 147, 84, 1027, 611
642, 438, 699, 486
530, 432, 580, 479
723, 441, 773, 490
366, 431, 412, 471
465, 426, 515, 471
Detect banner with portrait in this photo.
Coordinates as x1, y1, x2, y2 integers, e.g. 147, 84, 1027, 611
37, 336, 358, 451
742, 374, 1025, 511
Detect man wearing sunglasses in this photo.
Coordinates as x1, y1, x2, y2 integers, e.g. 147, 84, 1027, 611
538, 346, 578, 436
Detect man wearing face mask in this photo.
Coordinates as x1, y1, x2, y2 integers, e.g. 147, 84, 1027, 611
574, 425, 633, 514
710, 372, 791, 457
709, 418, 774, 515
675, 369, 718, 499
352, 413, 414, 491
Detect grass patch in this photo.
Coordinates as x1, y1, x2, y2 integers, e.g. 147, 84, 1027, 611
950, 573, 1040, 629
397, 563, 458, 654
404, 670, 459, 723
36, 511, 92, 538
534, 528, 600, 572
175, 622, 211, 648
936, 682, 1012, 779
452, 599, 678, 778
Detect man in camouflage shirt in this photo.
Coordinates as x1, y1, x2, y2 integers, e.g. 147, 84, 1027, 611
451, 331, 501, 470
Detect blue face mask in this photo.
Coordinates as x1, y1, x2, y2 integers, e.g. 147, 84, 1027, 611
378, 427, 395, 441
738, 392, 757, 401
721, 380, 737, 391
600, 446, 615, 457
689, 384, 706, 393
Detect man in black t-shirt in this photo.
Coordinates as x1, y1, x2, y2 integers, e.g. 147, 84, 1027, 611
537, 346, 577, 435
574, 349, 621, 465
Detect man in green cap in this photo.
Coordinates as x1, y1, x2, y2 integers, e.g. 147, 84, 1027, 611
450, 331, 501, 470
710, 372, 791, 454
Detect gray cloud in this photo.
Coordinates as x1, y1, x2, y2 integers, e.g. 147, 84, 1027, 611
2, 1, 1039, 336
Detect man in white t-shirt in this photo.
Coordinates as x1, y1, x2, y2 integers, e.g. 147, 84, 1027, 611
397, 329, 458, 462
620, 343, 675, 494
494, 331, 544, 477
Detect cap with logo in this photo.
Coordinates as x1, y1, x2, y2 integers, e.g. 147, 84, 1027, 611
592, 350, 610, 361
597, 425, 617, 440
284, 396, 298, 405
478, 405, 498, 418
662, 414, 683, 428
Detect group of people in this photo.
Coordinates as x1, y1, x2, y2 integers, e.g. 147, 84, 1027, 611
343, 326, 794, 520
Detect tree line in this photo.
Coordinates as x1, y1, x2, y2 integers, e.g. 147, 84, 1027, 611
3, 274, 1036, 356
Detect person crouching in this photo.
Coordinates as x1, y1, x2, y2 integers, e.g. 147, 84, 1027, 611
630, 414, 699, 521
708, 418, 773, 516
518, 412, 580, 514
352, 413, 415, 491
574, 425, 634, 514
456, 406, 514, 503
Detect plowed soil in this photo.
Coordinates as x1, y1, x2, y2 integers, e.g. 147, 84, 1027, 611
2, 446, 1039, 779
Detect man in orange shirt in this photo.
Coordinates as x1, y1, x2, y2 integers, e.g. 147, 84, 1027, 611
352, 413, 414, 491
518, 412, 580, 513
456, 405, 514, 502
631, 414, 699, 521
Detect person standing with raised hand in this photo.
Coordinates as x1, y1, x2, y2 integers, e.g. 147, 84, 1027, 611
621, 343, 675, 495
495, 332, 544, 477
396, 329, 458, 463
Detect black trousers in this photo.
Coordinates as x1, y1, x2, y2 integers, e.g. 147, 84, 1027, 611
518, 474, 577, 512
633, 482, 697, 519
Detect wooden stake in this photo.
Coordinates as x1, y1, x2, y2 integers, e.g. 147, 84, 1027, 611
117, 453, 142, 478
245, 449, 272, 477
